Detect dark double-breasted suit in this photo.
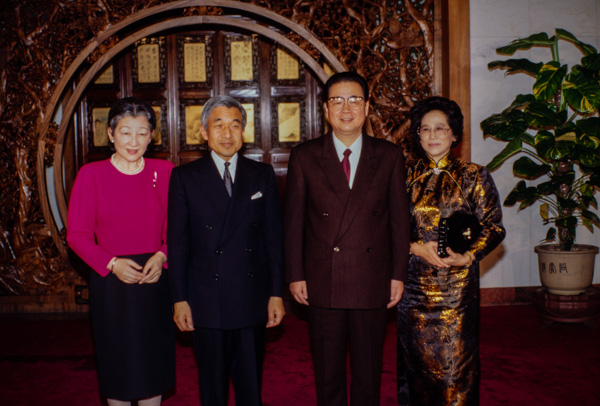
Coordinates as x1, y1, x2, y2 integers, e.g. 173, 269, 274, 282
285, 133, 410, 305
284, 132, 410, 405
168, 154, 284, 330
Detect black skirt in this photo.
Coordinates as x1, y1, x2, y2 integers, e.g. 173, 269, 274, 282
90, 253, 175, 400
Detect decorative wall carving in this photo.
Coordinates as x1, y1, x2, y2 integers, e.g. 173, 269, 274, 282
0, 0, 435, 299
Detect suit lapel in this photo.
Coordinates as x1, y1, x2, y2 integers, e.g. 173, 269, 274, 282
190, 156, 230, 220
317, 133, 351, 205
219, 156, 257, 244
337, 135, 378, 238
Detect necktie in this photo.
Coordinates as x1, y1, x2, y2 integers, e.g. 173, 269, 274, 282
342, 149, 351, 182
224, 161, 233, 197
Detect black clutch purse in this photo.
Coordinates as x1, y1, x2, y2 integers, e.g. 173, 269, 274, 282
437, 212, 483, 257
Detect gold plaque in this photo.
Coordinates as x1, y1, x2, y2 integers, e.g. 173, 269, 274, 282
184, 42, 207, 82
152, 106, 162, 145
185, 105, 204, 145
137, 43, 160, 83
278, 102, 300, 143
94, 65, 114, 84
242, 103, 255, 143
230, 40, 253, 81
277, 48, 299, 80
92, 107, 110, 147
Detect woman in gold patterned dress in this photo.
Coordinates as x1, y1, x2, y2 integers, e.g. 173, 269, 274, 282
397, 96, 505, 406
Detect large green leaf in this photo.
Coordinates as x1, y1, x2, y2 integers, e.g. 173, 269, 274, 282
488, 59, 543, 77
496, 32, 553, 55
535, 130, 571, 160
581, 53, 600, 70
481, 110, 528, 141
513, 156, 549, 178
486, 137, 523, 171
533, 62, 567, 100
562, 69, 600, 113
577, 117, 600, 138
581, 209, 600, 226
556, 28, 598, 56
524, 101, 565, 127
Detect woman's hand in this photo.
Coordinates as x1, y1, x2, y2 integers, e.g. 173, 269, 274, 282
111, 258, 145, 284
441, 247, 474, 268
139, 252, 167, 284
410, 241, 449, 268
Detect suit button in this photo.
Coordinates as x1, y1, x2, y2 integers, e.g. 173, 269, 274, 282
205, 225, 212, 230
366, 248, 372, 253
247, 273, 254, 278
333, 247, 340, 252
214, 274, 219, 280
322, 212, 329, 217
245, 248, 252, 253
215, 249, 222, 255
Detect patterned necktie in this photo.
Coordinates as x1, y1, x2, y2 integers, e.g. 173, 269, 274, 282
342, 149, 352, 182
223, 161, 233, 197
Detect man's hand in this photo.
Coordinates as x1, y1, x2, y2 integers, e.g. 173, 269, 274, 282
290, 281, 309, 305
387, 279, 404, 308
266, 297, 285, 328
173, 301, 195, 332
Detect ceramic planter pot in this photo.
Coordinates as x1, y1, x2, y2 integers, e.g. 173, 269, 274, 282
534, 244, 599, 296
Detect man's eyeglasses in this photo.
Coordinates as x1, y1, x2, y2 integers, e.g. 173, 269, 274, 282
327, 96, 366, 111
418, 126, 451, 137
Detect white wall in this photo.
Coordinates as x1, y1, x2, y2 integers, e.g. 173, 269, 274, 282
470, 0, 600, 288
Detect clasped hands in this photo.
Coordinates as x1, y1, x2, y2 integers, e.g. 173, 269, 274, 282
111, 252, 166, 284
410, 241, 473, 268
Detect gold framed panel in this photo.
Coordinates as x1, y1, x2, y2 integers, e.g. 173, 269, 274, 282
151, 106, 162, 146
132, 37, 166, 88
94, 65, 114, 85
92, 107, 110, 147
225, 34, 258, 87
241, 102, 255, 144
177, 34, 214, 89
276, 48, 299, 80
277, 102, 301, 143
185, 105, 205, 145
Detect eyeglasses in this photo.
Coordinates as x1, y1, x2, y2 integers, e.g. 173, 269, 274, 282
327, 96, 366, 111
418, 125, 451, 137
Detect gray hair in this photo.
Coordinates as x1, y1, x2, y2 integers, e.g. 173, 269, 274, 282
200, 95, 247, 130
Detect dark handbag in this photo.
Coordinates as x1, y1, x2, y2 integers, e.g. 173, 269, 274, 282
437, 212, 483, 257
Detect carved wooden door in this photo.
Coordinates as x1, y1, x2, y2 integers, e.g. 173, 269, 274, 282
76, 28, 324, 195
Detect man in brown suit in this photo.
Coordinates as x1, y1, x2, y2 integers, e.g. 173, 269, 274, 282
284, 71, 410, 406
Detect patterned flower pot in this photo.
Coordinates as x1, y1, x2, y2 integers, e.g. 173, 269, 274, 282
534, 244, 599, 296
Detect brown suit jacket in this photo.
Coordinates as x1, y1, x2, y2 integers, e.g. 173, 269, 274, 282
284, 133, 410, 309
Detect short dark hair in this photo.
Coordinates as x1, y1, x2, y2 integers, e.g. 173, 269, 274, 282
200, 95, 247, 130
108, 97, 156, 132
409, 96, 463, 148
322, 71, 369, 102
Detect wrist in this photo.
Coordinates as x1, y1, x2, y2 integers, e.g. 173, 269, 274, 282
465, 251, 475, 266
108, 257, 118, 273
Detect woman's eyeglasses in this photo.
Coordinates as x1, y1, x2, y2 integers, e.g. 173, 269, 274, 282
418, 126, 451, 137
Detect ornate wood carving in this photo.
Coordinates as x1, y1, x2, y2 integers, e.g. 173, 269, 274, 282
0, 0, 437, 301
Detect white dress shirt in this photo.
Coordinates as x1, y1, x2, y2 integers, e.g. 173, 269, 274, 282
211, 150, 238, 183
332, 133, 362, 188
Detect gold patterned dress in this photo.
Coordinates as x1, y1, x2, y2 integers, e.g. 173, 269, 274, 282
397, 153, 505, 406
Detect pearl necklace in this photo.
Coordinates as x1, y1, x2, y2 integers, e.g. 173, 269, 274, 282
111, 154, 144, 175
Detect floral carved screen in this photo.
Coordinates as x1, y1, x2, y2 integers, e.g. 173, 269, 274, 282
0, 0, 437, 300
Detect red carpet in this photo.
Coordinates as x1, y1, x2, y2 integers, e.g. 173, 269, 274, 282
0, 305, 598, 405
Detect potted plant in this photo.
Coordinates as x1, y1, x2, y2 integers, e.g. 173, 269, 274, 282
481, 28, 600, 296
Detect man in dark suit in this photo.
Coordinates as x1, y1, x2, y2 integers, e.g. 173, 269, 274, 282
168, 95, 285, 406
284, 71, 410, 406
